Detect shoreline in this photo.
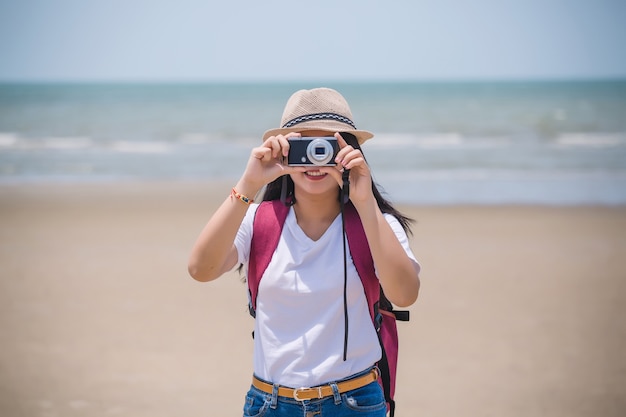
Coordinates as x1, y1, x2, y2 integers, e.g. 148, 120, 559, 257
1, 179, 624, 208
1, 180, 625, 416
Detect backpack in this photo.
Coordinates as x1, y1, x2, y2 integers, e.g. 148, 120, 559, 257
247, 199, 409, 417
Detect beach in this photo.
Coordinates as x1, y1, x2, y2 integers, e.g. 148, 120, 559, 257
1, 181, 625, 417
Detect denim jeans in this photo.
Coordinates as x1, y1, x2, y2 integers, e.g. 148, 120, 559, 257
242, 368, 387, 417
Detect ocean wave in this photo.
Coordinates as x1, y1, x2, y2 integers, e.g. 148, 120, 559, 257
366, 132, 510, 150
177, 133, 258, 147
376, 168, 626, 182
554, 133, 626, 148
178, 133, 213, 145
0, 132, 174, 154
0, 133, 19, 147
367, 133, 463, 148
0, 134, 94, 151
107, 141, 172, 154
42, 137, 93, 150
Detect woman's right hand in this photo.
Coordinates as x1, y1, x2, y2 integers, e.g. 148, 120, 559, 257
236, 133, 302, 195
189, 133, 302, 282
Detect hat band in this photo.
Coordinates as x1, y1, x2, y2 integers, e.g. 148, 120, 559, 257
282, 112, 356, 130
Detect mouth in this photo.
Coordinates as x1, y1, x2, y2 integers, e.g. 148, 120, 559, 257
304, 170, 327, 179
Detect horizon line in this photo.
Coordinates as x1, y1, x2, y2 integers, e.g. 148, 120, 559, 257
1, 75, 626, 85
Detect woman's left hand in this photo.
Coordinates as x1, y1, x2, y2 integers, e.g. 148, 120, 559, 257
321, 133, 374, 206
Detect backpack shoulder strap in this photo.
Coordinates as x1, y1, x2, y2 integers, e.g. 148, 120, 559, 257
343, 202, 380, 321
248, 200, 289, 313
344, 202, 409, 417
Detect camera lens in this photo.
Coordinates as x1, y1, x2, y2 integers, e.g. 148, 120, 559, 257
306, 138, 334, 165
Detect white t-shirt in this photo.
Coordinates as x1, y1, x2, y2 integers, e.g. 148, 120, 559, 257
234, 203, 419, 388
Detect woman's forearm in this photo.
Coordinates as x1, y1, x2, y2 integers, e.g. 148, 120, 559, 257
187, 188, 253, 282
356, 200, 420, 307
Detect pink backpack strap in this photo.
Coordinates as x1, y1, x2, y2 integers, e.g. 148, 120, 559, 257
248, 200, 289, 313
344, 202, 403, 416
343, 202, 380, 322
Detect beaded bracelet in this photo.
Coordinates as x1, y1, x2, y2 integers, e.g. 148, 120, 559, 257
231, 188, 254, 205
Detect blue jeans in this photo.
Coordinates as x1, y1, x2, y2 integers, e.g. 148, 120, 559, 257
242, 368, 387, 417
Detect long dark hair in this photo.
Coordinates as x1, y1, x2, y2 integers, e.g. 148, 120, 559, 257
261, 133, 414, 235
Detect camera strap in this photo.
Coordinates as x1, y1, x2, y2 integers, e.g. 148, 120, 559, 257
341, 168, 350, 205
340, 169, 350, 361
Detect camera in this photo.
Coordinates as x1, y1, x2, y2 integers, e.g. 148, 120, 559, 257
287, 137, 339, 166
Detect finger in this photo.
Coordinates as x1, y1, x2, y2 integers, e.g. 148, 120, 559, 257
284, 132, 303, 156
343, 155, 367, 171
335, 144, 355, 167
276, 135, 291, 158
253, 146, 272, 162
270, 137, 283, 158
261, 136, 281, 159
336, 145, 366, 169
335, 132, 348, 148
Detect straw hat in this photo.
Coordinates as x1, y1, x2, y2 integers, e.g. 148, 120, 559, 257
262, 88, 374, 144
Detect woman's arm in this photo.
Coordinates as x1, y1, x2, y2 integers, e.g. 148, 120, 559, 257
187, 185, 254, 282
188, 134, 300, 282
328, 133, 420, 306
355, 200, 420, 307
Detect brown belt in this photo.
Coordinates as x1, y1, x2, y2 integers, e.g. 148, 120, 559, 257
252, 368, 379, 402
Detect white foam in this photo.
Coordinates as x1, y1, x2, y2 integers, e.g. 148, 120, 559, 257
365, 133, 417, 147
43, 137, 92, 150
109, 141, 171, 154
555, 133, 625, 148
416, 133, 464, 149
0, 133, 18, 147
179, 133, 212, 145
377, 168, 626, 183
0, 134, 95, 151
365, 132, 511, 150
367, 133, 463, 149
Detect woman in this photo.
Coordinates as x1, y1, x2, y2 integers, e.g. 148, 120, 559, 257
188, 87, 420, 416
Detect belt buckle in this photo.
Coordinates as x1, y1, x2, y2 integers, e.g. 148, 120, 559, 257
293, 386, 323, 401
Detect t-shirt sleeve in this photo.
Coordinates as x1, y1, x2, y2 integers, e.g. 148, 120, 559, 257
234, 203, 259, 266
383, 213, 421, 274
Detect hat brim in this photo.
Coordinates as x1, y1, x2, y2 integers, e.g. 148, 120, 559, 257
262, 120, 374, 144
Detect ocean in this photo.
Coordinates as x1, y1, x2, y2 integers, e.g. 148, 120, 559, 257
1, 81, 625, 205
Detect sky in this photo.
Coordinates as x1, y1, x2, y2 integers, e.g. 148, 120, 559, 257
0, 0, 625, 82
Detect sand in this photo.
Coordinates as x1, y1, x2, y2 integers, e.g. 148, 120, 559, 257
0, 181, 625, 417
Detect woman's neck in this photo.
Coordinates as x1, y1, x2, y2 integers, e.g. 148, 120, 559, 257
293, 192, 340, 221
291, 191, 341, 241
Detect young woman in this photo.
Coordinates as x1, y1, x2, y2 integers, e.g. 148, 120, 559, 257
188, 87, 421, 416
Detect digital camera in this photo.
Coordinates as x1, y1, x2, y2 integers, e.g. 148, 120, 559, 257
287, 137, 339, 166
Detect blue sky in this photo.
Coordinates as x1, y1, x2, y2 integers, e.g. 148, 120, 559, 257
0, 0, 625, 82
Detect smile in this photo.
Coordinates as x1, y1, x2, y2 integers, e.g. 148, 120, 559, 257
305, 170, 327, 178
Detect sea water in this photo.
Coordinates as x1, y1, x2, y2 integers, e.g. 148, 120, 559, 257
1, 81, 625, 205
